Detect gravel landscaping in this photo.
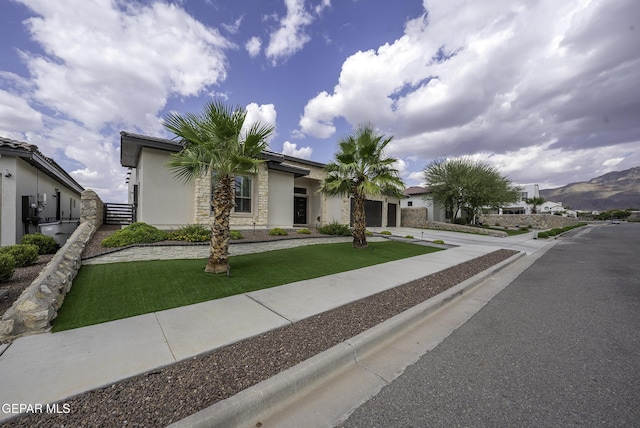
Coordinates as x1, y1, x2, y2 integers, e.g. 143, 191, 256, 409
3, 225, 517, 427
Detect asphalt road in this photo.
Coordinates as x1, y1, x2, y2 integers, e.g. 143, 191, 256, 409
339, 223, 640, 427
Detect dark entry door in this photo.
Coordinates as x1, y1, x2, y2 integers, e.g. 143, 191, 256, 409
294, 196, 307, 225
387, 203, 397, 227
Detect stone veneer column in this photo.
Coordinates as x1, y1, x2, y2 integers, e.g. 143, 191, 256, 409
80, 189, 104, 226
193, 173, 212, 224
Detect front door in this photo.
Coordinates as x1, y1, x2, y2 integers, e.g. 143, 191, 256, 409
387, 203, 397, 227
294, 196, 307, 225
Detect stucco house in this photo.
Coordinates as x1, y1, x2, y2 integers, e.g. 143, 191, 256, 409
120, 131, 401, 230
0, 137, 84, 245
401, 186, 449, 222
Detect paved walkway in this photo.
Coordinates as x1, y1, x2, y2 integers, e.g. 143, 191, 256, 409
0, 228, 550, 423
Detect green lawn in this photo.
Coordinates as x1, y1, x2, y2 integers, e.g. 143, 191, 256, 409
53, 241, 441, 331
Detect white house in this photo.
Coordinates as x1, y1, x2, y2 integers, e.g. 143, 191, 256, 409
120, 132, 402, 230
402, 186, 449, 222
0, 137, 84, 245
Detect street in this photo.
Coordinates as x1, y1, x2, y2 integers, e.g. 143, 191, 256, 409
339, 223, 640, 427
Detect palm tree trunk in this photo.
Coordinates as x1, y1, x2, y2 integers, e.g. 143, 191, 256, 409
206, 175, 235, 274
352, 193, 368, 249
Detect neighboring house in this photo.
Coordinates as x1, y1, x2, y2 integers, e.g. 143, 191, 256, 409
495, 184, 541, 214
401, 186, 449, 222
0, 137, 84, 246
120, 132, 401, 230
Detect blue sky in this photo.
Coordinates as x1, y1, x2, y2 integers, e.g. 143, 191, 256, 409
1, 0, 639, 203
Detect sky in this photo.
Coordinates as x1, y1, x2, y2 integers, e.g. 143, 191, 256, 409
1, 0, 639, 203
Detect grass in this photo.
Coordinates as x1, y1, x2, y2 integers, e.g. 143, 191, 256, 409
53, 241, 441, 331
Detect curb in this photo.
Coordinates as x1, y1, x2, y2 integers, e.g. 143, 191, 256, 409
168, 251, 526, 428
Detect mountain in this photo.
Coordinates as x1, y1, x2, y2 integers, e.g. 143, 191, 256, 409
540, 167, 640, 211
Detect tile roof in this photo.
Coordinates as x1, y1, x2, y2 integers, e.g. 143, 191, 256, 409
0, 136, 84, 193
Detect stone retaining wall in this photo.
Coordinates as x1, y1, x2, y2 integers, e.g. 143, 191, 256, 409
401, 208, 429, 228
0, 190, 103, 340
478, 214, 578, 230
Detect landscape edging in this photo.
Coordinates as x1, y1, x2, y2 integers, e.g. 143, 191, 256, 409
0, 221, 96, 340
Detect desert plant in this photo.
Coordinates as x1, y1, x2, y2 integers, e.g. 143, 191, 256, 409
168, 224, 211, 242
164, 99, 273, 274
0, 253, 16, 281
320, 123, 404, 249
268, 228, 288, 236
229, 230, 244, 240
433, 239, 445, 245
0, 244, 39, 267
405, 235, 414, 239
297, 228, 311, 234
101, 222, 168, 247
380, 230, 392, 235
318, 221, 352, 236
21, 233, 57, 254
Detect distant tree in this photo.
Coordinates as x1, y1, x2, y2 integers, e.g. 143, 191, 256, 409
424, 157, 521, 223
321, 123, 405, 249
164, 99, 273, 274
526, 196, 545, 214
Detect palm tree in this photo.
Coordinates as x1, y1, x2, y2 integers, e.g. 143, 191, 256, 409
321, 123, 405, 249
163, 99, 273, 274
526, 196, 545, 214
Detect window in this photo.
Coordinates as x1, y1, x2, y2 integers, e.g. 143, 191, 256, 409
234, 176, 252, 213
407, 201, 413, 207
520, 192, 528, 201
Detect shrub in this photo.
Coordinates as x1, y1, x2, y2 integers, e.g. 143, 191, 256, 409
365, 231, 373, 236
405, 235, 414, 239
537, 232, 548, 239
433, 239, 445, 245
101, 222, 168, 247
21, 233, 57, 254
380, 230, 392, 235
268, 228, 288, 236
0, 253, 16, 281
168, 224, 211, 242
318, 221, 351, 236
0, 244, 39, 267
230, 230, 244, 240
297, 228, 311, 234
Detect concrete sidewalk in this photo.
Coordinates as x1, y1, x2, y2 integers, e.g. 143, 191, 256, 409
0, 241, 505, 422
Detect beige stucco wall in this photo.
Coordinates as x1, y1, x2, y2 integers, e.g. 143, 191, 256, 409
136, 147, 194, 228
0, 157, 18, 246
268, 170, 294, 227
0, 157, 81, 245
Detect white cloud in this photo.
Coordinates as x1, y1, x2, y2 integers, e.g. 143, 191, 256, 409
5, 0, 236, 202
0, 89, 42, 135
18, 0, 233, 132
282, 141, 313, 159
243, 103, 278, 143
246, 36, 262, 57
265, 0, 313, 64
299, 0, 640, 188
223, 16, 243, 34
314, 0, 331, 15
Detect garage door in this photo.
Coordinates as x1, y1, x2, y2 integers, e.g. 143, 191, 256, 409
351, 199, 383, 227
